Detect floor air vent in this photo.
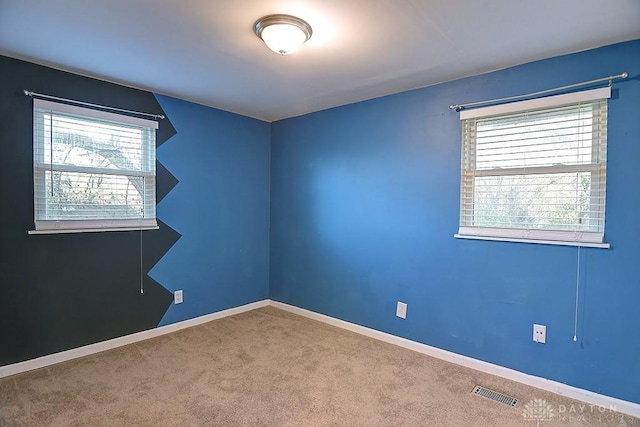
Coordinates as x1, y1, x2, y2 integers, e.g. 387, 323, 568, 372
472, 385, 519, 407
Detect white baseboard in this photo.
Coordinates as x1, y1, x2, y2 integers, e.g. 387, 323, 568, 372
0, 299, 269, 379
2, 298, 638, 419
269, 300, 640, 419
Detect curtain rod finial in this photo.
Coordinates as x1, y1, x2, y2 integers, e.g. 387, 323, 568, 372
622, 72, 628, 79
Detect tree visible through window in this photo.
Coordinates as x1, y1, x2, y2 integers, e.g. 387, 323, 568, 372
31, 99, 158, 233
457, 88, 609, 246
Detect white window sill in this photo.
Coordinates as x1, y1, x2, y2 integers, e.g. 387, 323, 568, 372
29, 226, 159, 235
454, 234, 610, 249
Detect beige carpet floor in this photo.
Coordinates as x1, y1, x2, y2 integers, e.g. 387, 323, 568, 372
0, 306, 637, 426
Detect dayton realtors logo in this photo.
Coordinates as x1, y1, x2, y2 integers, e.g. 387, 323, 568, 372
522, 399, 635, 426
522, 398, 554, 426
556, 403, 631, 425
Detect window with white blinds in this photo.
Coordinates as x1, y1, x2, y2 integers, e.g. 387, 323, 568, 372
456, 87, 610, 247
31, 99, 158, 234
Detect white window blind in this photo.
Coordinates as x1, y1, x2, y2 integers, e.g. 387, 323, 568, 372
456, 87, 610, 247
31, 99, 158, 234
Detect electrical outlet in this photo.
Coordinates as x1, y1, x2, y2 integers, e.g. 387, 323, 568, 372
396, 301, 407, 319
174, 290, 183, 304
533, 324, 546, 344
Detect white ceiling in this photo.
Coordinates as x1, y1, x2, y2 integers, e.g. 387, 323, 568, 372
1, 1, 639, 122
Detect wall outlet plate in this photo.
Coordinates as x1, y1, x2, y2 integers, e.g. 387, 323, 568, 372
174, 290, 183, 304
396, 301, 407, 319
533, 324, 546, 344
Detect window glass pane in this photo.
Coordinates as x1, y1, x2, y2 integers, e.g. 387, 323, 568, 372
475, 105, 594, 170
41, 113, 145, 172
32, 101, 157, 230
458, 92, 608, 244
43, 171, 145, 220
472, 172, 595, 231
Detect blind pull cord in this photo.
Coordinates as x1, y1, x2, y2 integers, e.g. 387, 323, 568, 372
572, 106, 586, 342
573, 245, 581, 342
140, 230, 144, 294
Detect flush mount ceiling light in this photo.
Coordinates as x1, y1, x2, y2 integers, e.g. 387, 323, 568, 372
254, 14, 313, 56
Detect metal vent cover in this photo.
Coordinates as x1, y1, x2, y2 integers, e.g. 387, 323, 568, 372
472, 385, 519, 407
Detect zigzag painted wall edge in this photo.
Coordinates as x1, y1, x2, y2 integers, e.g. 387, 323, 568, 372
0, 54, 269, 365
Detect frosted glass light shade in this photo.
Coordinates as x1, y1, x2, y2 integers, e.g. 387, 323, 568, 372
254, 15, 312, 56
261, 24, 306, 55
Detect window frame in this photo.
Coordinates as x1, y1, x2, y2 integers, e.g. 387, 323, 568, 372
29, 99, 159, 235
455, 87, 610, 248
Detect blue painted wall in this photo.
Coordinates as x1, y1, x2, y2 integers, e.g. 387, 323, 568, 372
270, 40, 640, 404
0, 56, 178, 365
3, 39, 638, 406
152, 95, 270, 325
0, 55, 270, 365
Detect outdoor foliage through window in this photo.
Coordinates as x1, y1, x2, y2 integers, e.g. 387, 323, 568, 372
459, 89, 608, 244
32, 99, 157, 232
